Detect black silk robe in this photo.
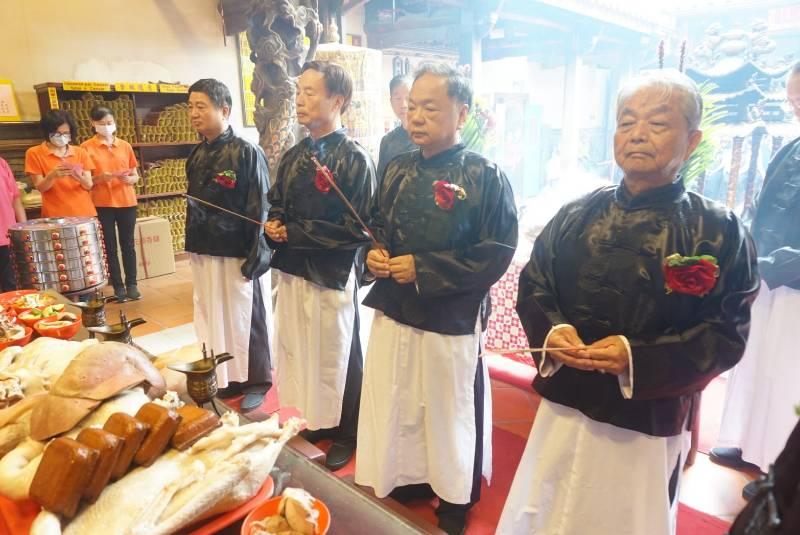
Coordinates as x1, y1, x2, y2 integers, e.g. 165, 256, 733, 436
377, 125, 416, 183
185, 127, 272, 280
363, 144, 519, 336
518, 180, 760, 436
267, 129, 376, 291
750, 136, 800, 290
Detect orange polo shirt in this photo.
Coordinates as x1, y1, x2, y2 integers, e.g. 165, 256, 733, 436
81, 136, 138, 208
24, 142, 96, 218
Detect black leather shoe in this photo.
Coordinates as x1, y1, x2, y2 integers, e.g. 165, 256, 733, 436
299, 428, 330, 444
325, 439, 355, 471
240, 392, 265, 412
215, 386, 242, 399
742, 480, 759, 501
437, 511, 467, 535
709, 447, 759, 470
389, 484, 436, 503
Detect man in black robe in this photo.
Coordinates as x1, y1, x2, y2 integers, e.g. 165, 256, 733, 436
265, 61, 375, 470
712, 61, 800, 498
498, 70, 759, 535
185, 78, 272, 412
376, 74, 416, 181
356, 63, 518, 535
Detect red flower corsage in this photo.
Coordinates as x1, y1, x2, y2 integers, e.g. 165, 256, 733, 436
314, 165, 334, 194
433, 180, 467, 211
663, 254, 720, 296
213, 170, 237, 189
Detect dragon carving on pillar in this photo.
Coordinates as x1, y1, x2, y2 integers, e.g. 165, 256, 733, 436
222, 0, 322, 172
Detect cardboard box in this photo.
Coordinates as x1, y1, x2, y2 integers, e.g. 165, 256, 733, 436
116, 217, 176, 280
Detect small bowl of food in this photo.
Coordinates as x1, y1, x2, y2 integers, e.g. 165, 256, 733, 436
0, 290, 38, 309
34, 312, 81, 340
18, 304, 67, 328
242, 488, 329, 535
7, 292, 58, 314
0, 303, 15, 318
0, 323, 32, 350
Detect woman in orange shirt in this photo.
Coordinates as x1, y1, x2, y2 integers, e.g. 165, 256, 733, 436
82, 105, 140, 301
24, 110, 95, 218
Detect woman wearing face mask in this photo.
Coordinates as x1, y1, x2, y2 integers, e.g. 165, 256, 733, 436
81, 105, 140, 300
25, 110, 95, 218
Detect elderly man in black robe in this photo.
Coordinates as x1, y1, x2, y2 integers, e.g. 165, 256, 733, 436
498, 69, 759, 535
355, 63, 518, 535
265, 61, 375, 470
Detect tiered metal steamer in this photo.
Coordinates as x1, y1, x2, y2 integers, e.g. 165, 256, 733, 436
8, 217, 108, 297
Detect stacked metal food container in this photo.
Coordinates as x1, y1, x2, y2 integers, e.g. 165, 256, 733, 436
8, 217, 108, 295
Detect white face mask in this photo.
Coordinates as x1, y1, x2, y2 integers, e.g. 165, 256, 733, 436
49, 133, 70, 147
95, 123, 116, 136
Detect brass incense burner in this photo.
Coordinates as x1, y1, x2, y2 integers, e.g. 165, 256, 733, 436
167, 345, 233, 407
86, 310, 146, 344
71, 290, 118, 331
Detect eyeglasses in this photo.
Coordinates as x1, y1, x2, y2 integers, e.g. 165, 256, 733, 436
51, 133, 71, 138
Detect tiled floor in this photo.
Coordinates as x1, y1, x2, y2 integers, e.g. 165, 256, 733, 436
123, 258, 755, 526
104, 256, 195, 336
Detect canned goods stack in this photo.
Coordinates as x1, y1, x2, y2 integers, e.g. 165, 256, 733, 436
139, 197, 186, 252
60, 94, 137, 144
143, 158, 187, 195
140, 103, 197, 143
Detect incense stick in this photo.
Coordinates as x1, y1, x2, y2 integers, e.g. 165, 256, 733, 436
184, 194, 264, 226
481, 346, 587, 357
310, 155, 380, 248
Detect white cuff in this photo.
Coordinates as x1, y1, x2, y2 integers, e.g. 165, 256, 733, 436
617, 335, 634, 399
539, 324, 572, 377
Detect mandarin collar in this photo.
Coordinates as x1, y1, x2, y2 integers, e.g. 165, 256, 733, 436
203, 126, 235, 147
305, 128, 347, 155
418, 143, 465, 168
615, 178, 687, 210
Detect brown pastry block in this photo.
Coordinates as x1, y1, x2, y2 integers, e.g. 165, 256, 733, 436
30, 437, 99, 518
171, 405, 221, 451
133, 403, 182, 466
103, 412, 149, 480
76, 428, 123, 503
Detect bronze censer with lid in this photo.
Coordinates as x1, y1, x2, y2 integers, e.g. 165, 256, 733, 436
71, 289, 119, 331
168, 344, 233, 412
86, 310, 146, 344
